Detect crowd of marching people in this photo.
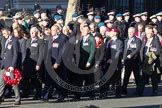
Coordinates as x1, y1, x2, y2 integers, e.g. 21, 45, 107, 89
0, 4, 162, 105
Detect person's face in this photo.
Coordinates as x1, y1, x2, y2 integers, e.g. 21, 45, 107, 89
151, 18, 157, 23
62, 27, 69, 35
51, 26, 58, 36
106, 31, 111, 38
117, 16, 122, 21
44, 28, 51, 36
2, 30, 10, 38
95, 36, 100, 42
41, 13, 47, 19
106, 22, 113, 28
153, 28, 158, 34
89, 24, 95, 33
18, 18, 23, 25
94, 19, 101, 23
13, 29, 19, 37
157, 16, 162, 21
42, 21, 48, 27
57, 19, 64, 24
0, 11, 3, 16
138, 25, 143, 31
57, 9, 63, 14
30, 28, 38, 38
124, 15, 130, 20
88, 15, 94, 20
109, 15, 114, 20
141, 15, 147, 21
72, 17, 77, 21
128, 29, 135, 38
146, 29, 153, 39
34, 13, 40, 18
110, 31, 116, 38
82, 27, 89, 36
135, 17, 140, 22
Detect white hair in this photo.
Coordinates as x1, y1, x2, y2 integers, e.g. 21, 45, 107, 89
100, 26, 107, 31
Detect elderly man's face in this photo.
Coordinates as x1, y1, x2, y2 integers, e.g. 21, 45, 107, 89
128, 28, 135, 38
30, 28, 38, 38
51, 26, 59, 36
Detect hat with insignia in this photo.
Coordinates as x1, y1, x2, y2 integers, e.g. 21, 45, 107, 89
107, 28, 112, 32
87, 12, 94, 16
110, 28, 119, 32
33, 10, 39, 15
54, 15, 63, 20
72, 13, 78, 18
123, 12, 130, 16
111, 28, 118, 32
141, 12, 148, 16
116, 13, 123, 17
107, 11, 115, 16
94, 16, 101, 19
98, 22, 105, 27
42, 18, 49, 22
104, 19, 113, 23
13, 12, 23, 19
76, 14, 83, 19
156, 12, 162, 16
150, 15, 157, 19
133, 13, 141, 18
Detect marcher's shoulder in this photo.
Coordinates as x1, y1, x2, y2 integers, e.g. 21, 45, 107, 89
12, 36, 18, 42
89, 35, 95, 40
38, 38, 44, 44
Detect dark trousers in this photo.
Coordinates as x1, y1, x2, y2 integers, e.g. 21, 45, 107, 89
122, 65, 142, 94
43, 66, 68, 100
141, 71, 158, 94
100, 69, 121, 97
72, 73, 95, 98
21, 76, 42, 98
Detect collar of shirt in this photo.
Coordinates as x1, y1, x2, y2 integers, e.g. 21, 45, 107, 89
146, 37, 153, 46
53, 35, 59, 40
31, 37, 37, 43
83, 35, 89, 43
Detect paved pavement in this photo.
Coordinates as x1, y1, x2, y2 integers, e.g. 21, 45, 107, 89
1, 84, 162, 108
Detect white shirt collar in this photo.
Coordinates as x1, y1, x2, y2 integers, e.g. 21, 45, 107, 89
53, 35, 59, 40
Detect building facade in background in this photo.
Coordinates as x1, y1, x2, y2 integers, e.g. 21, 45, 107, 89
0, 0, 162, 16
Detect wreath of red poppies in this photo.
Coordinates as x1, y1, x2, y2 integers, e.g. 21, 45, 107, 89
4, 68, 22, 86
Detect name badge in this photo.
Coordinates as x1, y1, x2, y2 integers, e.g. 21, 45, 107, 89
130, 43, 137, 48
52, 43, 59, 48
111, 45, 117, 49
83, 42, 89, 46
6, 72, 11, 76
7, 44, 12, 49
31, 43, 38, 47
150, 47, 157, 52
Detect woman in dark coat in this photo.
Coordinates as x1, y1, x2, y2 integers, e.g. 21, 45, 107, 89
94, 32, 105, 82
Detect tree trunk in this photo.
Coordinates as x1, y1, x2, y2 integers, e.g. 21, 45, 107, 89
65, 0, 80, 25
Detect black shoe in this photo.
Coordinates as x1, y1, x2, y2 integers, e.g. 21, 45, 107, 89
42, 98, 49, 102
32, 96, 41, 100
134, 92, 143, 96
56, 97, 64, 102
115, 94, 121, 98
73, 95, 80, 100
121, 90, 127, 95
